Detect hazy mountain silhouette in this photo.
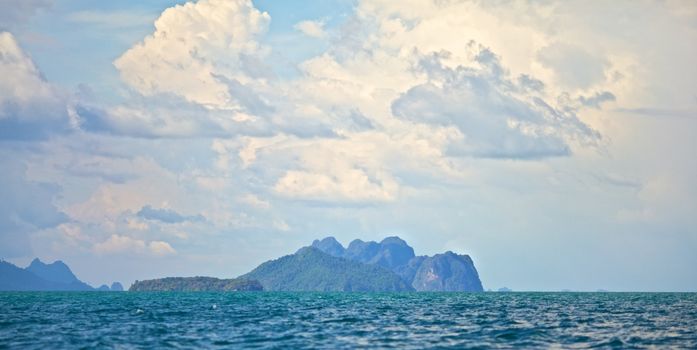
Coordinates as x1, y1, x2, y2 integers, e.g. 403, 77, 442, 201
25, 258, 93, 290
242, 247, 414, 291
0, 258, 123, 291
311, 236, 483, 292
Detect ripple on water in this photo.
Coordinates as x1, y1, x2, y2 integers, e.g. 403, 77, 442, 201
0, 292, 696, 349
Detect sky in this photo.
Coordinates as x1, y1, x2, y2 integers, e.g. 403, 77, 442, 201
1, 0, 696, 292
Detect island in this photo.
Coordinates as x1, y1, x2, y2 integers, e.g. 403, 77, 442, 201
308, 236, 484, 292
240, 246, 414, 291
129, 277, 263, 291
126, 235, 483, 292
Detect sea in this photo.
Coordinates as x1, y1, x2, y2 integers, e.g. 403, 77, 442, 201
1, 292, 695, 349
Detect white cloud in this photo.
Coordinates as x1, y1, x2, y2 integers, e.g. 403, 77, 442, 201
93, 234, 146, 254
391, 46, 601, 158
0, 31, 73, 140
62, 157, 178, 225
148, 241, 177, 256
93, 234, 176, 256
537, 43, 609, 90
113, 0, 270, 109
239, 194, 271, 210
274, 169, 398, 203
294, 19, 327, 38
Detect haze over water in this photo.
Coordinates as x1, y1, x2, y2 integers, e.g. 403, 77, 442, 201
2, 292, 696, 349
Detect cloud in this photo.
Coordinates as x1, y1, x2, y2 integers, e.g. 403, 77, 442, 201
93, 234, 176, 256
0, 0, 52, 29
137, 205, 204, 224
234, 128, 460, 203
148, 241, 177, 256
102, 0, 344, 139
274, 169, 398, 203
614, 107, 696, 119
238, 194, 271, 210
113, 0, 270, 109
76, 99, 274, 139
0, 32, 74, 140
391, 46, 600, 159
93, 234, 145, 254
294, 19, 327, 38
579, 91, 616, 109
537, 43, 609, 90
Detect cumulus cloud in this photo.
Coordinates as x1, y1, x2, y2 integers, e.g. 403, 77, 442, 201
391, 46, 601, 158
0, 32, 74, 140
93, 234, 176, 256
78, 0, 619, 208
537, 43, 609, 90
75, 98, 274, 139
148, 241, 177, 256
93, 234, 145, 254
113, 0, 270, 109
101, 0, 346, 139
274, 169, 398, 203
294, 19, 327, 38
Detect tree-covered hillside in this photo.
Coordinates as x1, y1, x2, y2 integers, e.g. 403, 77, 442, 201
241, 247, 414, 292
129, 276, 263, 291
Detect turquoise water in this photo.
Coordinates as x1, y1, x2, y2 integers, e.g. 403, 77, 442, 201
1, 292, 695, 349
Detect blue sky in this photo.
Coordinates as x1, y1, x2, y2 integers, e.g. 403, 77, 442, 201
1, 0, 696, 291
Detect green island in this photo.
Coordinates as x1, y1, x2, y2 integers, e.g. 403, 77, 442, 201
129, 277, 263, 292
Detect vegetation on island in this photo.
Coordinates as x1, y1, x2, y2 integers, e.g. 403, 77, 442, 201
241, 247, 415, 292
129, 276, 263, 291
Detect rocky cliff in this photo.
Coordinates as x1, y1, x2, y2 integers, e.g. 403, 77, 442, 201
310, 236, 483, 292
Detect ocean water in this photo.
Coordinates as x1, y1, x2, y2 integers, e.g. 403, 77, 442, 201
1, 292, 695, 349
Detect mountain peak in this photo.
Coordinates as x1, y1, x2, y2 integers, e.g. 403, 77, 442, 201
311, 236, 345, 257
380, 236, 408, 246
2, 259, 94, 291
25, 258, 79, 285
243, 245, 414, 292
304, 236, 482, 292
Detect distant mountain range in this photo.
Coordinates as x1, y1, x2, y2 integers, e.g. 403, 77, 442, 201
0, 258, 122, 291
130, 236, 483, 292
309, 237, 484, 292
241, 246, 414, 291
2, 237, 483, 293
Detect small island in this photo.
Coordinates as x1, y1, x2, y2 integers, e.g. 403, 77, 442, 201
129, 277, 263, 292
